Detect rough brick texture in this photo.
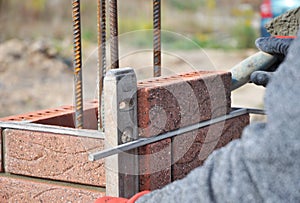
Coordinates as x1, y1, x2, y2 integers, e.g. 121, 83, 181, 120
137, 71, 232, 191
172, 114, 249, 180
0, 176, 104, 202
4, 129, 105, 187
0, 70, 251, 194
137, 71, 231, 138
138, 139, 171, 191
0, 100, 98, 129
0, 128, 2, 172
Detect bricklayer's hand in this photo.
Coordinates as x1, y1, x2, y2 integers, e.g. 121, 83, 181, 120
250, 36, 295, 87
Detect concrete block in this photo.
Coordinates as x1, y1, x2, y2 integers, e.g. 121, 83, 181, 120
0, 175, 104, 202
4, 129, 105, 187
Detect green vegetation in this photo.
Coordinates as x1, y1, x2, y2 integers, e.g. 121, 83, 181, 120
231, 5, 258, 49
0, 1, 260, 50
168, 0, 203, 11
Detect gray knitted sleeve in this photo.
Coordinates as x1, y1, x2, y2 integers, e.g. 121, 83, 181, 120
137, 33, 300, 203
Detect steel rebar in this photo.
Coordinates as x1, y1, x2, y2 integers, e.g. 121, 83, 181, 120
110, 0, 119, 69
153, 0, 161, 77
97, 0, 107, 130
72, 0, 84, 128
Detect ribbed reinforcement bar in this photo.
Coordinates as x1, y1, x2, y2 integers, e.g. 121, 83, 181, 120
97, 0, 107, 130
72, 0, 84, 128
110, 0, 119, 69
153, 0, 161, 77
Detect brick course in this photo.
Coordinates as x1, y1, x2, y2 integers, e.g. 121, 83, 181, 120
4, 129, 105, 187
0, 100, 98, 129
138, 139, 171, 191
0, 128, 2, 172
137, 71, 231, 137
0, 175, 104, 202
172, 114, 249, 180
137, 71, 233, 190
0, 70, 250, 196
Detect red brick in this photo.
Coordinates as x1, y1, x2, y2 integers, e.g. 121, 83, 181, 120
0, 175, 104, 202
172, 114, 249, 181
4, 129, 105, 187
137, 71, 231, 190
137, 71, 231, 137
138, 139, 171, 191
215, 114, 250, 149
0, 100, 98, 129
0, 128, 2, 172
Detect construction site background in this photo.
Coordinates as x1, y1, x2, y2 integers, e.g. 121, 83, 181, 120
0, 0, 265, 119
0, 0, 261, 49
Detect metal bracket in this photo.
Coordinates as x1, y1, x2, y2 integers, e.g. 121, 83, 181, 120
104, 67, 139, 198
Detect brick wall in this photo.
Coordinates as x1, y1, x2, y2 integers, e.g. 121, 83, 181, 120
0, 175, 104, 202
0, 100, 98, 129
0, 70, 250, 200
172, 115, 249, 181
0, 128, 2, 172
4, 129, 105, 186
0, 101, 105, 201
136, 71, 249, 190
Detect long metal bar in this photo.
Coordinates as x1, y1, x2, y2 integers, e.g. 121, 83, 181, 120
72, 0, 84, 128
97, 0, 107, 130
110, 0, 119, 69
0, 122, 105, 139
89, 108, 265, 161
153, 0, 161, 77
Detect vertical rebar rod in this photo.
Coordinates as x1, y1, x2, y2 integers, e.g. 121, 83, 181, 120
110, 0, 119, 69
97, 0, 106, 130
72, 0, 84, 128
153, 0, 161, 77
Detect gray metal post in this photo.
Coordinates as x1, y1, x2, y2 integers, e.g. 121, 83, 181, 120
104, 68, 139, 198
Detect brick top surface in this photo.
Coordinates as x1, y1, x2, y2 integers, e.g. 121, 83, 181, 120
137, 71, 231, 137
137, 71, 231, 88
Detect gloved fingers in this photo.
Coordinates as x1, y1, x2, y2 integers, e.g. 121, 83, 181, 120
266, 60, 282, 72
255, 37, 295, 56
250, 71, 274, 87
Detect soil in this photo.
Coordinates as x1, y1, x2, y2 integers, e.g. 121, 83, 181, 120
0, 39, 265, 119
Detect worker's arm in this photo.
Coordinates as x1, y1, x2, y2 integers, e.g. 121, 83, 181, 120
95, 33, 300, 203
136, 32, 300, 203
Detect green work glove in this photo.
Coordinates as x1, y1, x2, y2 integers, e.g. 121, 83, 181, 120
250, 36, 296, 87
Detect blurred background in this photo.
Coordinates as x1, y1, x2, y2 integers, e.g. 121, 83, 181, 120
0, 0, 261, 48
0, 0, 268, 118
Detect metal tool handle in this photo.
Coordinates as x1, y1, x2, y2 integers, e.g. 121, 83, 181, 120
230, 51, 278, 90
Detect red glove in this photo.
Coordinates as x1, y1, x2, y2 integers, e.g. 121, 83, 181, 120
95, 191, 151, 203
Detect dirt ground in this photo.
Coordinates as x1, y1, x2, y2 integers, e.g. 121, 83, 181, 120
0, 39, 265, 120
